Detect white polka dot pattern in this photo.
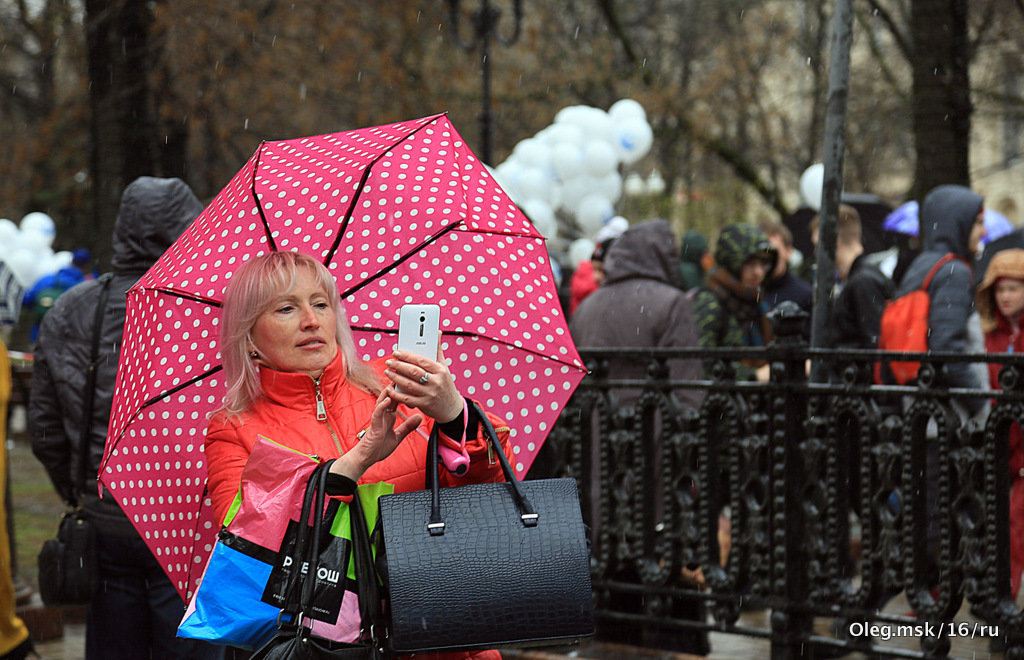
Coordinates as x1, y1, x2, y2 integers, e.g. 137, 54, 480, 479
99, 113, 584, 601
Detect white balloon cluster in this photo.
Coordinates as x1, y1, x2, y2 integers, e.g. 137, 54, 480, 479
492, 99, 654, 259
0, 212, 73, 288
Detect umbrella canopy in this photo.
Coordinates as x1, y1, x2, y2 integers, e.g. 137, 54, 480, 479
99, 113, 586, 599
882, 201, 1013, 245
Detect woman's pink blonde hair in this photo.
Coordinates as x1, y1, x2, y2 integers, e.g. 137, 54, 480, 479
218, 251, 380, 415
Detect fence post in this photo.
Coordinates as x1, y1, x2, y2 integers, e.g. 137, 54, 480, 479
767, 302, 814, 658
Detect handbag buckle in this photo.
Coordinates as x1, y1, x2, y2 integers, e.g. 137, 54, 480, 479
427, 522, 446, 536
521, 513, 539, 527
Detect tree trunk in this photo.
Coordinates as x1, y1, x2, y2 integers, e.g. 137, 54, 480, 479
911, 0, 972, 201
84, 0, 158, 268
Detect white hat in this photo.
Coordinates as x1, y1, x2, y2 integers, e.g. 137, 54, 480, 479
594, 216, 628, 244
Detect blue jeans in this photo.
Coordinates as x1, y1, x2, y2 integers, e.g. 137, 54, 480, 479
86, 533, 224, 660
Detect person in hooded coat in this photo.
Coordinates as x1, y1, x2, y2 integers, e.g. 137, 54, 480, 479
894, 184, 987, 408
29, 177, 223, 660
891, 184, 987, 594
691, 223, 777, 381
568, 217, 708, 655
569, 218, 703, 411
678, 229, 710, 292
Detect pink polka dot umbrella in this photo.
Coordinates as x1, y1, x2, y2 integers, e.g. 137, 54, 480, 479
98, 114, 586, 600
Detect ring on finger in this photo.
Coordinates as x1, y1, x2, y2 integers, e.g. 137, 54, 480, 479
418, 372, 430, 384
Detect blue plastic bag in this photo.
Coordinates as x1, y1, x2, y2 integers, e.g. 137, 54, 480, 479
178, 534, 282, 650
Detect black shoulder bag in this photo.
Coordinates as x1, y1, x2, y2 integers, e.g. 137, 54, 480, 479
376, 400, 594, 654
37, 273, 112, 606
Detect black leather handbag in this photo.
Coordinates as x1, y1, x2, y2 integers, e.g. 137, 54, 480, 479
376, 401, 594, 654
252, 460, 384, 660
37, 509, 97, 606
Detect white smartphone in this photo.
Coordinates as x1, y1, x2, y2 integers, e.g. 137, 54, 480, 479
397, 304, 441, 361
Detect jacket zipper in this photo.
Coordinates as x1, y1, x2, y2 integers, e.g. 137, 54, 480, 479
313, 377, 344, 456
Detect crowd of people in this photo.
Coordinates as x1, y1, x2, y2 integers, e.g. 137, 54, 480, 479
565, 182, 1024, 626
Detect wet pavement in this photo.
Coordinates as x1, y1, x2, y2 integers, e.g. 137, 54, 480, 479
30, 592, 1007, 660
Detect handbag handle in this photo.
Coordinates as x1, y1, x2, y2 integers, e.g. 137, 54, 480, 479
348, 482, 384, 646
426, 400, 537, 536
278, 460, 332, 619
278, 460, 384, 649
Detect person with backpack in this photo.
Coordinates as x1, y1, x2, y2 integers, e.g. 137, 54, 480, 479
877, 184, 988, 599
882, 184, 987, 407
691, 223, 777, 381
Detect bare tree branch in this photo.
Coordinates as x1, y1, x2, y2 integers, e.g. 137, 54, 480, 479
595, 0, 789, 216
594, 0, 654, 85
862, 0, 911, 61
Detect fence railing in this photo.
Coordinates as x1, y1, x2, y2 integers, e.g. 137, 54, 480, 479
532, 318, 1024, 659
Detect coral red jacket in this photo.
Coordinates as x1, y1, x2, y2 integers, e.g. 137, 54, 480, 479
205, 350, 512, 526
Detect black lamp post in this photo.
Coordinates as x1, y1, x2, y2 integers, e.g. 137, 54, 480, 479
445, 0, 523, 165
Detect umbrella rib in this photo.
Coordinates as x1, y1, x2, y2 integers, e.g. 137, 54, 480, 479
325, 114, 446, 266
182, 484, 211, 597
355, 326, 585, 371
155, 289, 222, 307
340, 222, 462, 299
249, 143, 278, 251
138, 365, 224, 411
99, 365, 225, 485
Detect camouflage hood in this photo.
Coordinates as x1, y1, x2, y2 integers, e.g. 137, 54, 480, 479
713, 224, 776, 279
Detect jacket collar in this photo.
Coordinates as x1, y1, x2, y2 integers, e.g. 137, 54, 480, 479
257, 349, 346, 410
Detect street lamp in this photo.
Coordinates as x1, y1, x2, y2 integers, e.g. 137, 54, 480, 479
445, 0, 523, 165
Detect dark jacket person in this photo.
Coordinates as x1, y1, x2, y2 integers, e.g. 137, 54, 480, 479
894, 184, 987, 415
570, 218, 703, 410
29, 177, 222, 660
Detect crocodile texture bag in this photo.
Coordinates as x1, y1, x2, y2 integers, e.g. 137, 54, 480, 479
376, 401, 594, 654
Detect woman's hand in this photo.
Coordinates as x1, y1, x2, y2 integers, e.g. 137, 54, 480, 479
330, 388, 422, 481
384, 345, 463, 423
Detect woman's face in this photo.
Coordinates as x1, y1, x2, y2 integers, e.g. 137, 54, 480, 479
995, 277, 1024, 322
250, 267, 338, 379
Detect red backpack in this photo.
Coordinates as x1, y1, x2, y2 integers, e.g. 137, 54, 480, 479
874, 253, 960, 385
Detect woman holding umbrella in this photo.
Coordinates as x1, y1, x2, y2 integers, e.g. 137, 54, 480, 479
205, 251, 510, 658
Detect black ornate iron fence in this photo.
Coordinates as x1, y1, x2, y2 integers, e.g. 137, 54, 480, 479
532, 321, 1024, 659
